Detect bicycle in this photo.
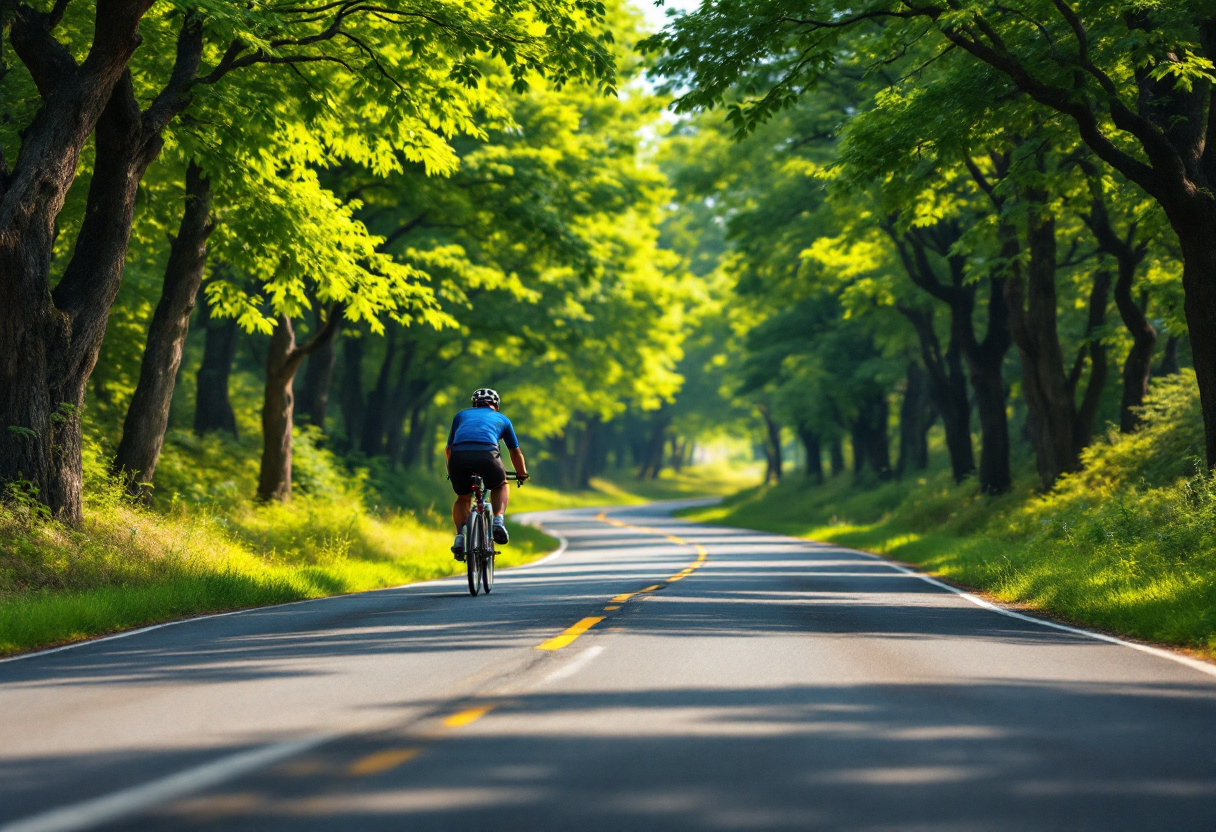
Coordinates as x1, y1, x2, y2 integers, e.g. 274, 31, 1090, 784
462, 470, 523, 596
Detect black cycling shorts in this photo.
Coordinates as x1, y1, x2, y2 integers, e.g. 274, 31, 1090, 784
449, 448, 507, 495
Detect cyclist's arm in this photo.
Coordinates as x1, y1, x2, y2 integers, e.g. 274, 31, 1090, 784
509, 446, 528, 480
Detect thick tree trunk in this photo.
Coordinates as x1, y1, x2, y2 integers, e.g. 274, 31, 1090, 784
258, 318, 299, 503
1069, 271, 1111, 451
113, 162, 213, 491
1176, 213, 1216, 468
1006, 209, 1077, 490
257, 311, 342, 501
0, 70, 158, 521
194, 289, 240, 437
796, 424, 824, 483
299, 324, 340, 431
338, 336, 365, 451
897, 361, 933, 476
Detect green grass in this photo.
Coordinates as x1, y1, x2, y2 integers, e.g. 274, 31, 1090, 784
0, 425, 749, 657
685, 373, 1216, 659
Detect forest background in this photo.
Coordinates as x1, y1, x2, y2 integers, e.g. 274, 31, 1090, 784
2, 0, 1216, 660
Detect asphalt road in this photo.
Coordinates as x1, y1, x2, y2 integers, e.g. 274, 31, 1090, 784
3, 501, 1216, 832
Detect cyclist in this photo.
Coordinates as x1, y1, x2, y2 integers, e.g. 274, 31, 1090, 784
446, 388, 529, 558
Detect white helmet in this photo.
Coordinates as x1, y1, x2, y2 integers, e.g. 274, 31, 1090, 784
471, 388, 500, 407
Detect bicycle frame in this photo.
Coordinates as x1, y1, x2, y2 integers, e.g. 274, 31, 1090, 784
462, 470, 522, 597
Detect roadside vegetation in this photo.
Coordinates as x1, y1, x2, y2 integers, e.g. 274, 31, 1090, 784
689, 373, 1216, 657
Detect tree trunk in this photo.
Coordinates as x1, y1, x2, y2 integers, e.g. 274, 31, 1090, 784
900, 306, 973, 482
360, 328, 398, 456
257, 311, 342, 501
796, 423, 824, 483
338, 336, 365, 451
113, 162, 213, 491
1005, 207, 1077, 490
299, 322, 341, 431
760, 406, 783, 484
852, 394, 892, 481
828, 436, 845, 477
193, 288, 240, 437
1156, 335, 1181, 377
1176, 213, 1216, 468
1069, 270, 1111, 451
961, 277, 1013, 495
897, 360, 933, 476
400, 407, 427, 469
1084, 184, 1154, 433
638, 411, 670, 480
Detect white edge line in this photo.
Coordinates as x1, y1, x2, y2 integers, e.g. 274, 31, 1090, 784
0, 734, 333, 832
843, 548, 1216, 680
0, 511, 577, 666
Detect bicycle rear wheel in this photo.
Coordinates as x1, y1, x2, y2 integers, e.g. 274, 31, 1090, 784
481, 543, 495, 593
466, 514, 481, 596
477, 508, 494, 594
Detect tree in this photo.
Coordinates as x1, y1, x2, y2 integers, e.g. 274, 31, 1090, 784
0, 0, 616, 520
645, 0, 1216, 469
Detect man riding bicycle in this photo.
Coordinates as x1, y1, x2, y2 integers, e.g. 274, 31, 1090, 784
446, 388, 529, 558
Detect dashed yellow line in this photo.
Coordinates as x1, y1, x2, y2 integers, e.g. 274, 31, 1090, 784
536, 512, 711, 650
442, 704, 496, 727
348, 748, 422, 776
535, 616, 605, 651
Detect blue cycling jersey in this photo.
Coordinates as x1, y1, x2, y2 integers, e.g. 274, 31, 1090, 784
447, 407, 520, 451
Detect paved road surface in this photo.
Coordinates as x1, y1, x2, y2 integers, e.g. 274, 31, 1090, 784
3, 501, 1216, 831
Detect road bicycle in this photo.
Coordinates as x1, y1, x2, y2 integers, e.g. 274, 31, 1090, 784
462, 470, 523, 596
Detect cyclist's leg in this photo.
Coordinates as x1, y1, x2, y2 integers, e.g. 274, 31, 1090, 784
452, 494, 472, 529
490, 482, 508, 517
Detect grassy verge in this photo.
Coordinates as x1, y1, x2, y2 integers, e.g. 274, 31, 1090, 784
686, 373, 1216, 660
0, 444, 749, 657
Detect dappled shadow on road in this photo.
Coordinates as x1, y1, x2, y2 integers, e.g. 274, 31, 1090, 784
5, 505, 1216, 830
0, 512, 1145, 691
48, 676, 1216, 831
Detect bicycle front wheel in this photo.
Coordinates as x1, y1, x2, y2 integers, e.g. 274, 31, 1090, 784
466, 514, 481, 596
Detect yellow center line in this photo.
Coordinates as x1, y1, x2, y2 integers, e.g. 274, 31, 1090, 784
348, 748, 422, 776
604, 605, 620, 611
443, 704, 496, 727
535, 616, 605, 651
641, 584, 662, 592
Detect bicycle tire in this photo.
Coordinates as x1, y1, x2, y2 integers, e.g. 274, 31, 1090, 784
481, 540, 494, 594
466, 513, 481, 596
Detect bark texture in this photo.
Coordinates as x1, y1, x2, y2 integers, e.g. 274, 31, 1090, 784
257, 311, 342, 502
113, 162, 213, 490
1005, 202, 1079, 491
0, 7, 199, 521
759, 405, 783, 484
